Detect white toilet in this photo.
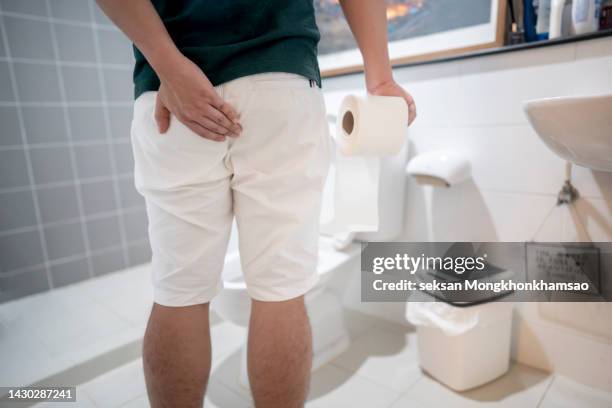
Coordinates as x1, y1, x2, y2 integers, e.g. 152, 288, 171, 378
211, 104, 409, 388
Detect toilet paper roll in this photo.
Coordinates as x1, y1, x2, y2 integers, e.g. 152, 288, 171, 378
322, 94, 407, 238
335, 94, 407, 156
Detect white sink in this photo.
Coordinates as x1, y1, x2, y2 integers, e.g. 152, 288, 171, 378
524, 94, 612, 172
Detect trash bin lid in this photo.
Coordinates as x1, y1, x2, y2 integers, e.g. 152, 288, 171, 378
416, 263, 515, 306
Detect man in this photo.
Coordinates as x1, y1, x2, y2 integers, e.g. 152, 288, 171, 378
96, 1, 416, 407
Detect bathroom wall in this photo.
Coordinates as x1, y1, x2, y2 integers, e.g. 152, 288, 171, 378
0, 0, 149, 302
322, 35, 612, 391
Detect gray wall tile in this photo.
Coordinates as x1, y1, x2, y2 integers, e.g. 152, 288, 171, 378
0, 190, 37, 231
0, 21, 6, 57
118, 176, 143, 208
44, 220, 85, 261
61, 66, 101, 101
113, 142, 134, 173
0, 267, 49, 303
0, 0, 48, 17
54, 23, 96, 63
68, 107, 106, 141
0, 229, 44, 272
92, 4, 112, 26
0, 149, 30, 189
22, 106, 68, 144
0, 106, 22, 146
50, 257, 89, 288
91, 247, 125, 276
102, 68, 132, 101
74, 144, 112, 178
14, 62, 61, 102
127, 240, 151, 266
0, 5, 145, 301
123, 209, 147, 242
30, 146, 74, 184
0, 61, 15, 101
80, 179, 116, 216
49, 0, 92, 22
87, 214, 120, 251
108, 106, 133, 140
37, 184, 80, 223
98, 29, 133, 65
4, 16, 54, 60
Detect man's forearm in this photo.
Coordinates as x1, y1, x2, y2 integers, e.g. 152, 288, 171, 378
339, 0, 393, 91
95, 0, 182, 81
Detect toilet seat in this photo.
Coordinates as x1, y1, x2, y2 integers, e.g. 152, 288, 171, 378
213, 236, 360, 327
219, 236, 360, 292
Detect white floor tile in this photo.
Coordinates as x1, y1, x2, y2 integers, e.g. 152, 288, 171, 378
205, 378, 252, 408
331, 327, 422, 392
103, 288, 153, 328
81, 264, 151, 303
391, 363, 552, 408
513, 316, 612, 392
104, 374, 252, 408
120, 394, 149, 408
539, 375, 612, 408
112, 384, 244, 408
66, 325, 144, 365
81, 359, 146, 408
0, 266, 149, 389
307, 364, 400, 408
342, 309, 379, 339
0, 320, 67, 386
36, 302, 132, 357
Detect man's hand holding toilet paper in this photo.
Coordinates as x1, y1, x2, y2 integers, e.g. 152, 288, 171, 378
340, 0, 417, 126
368, 79, 417, 126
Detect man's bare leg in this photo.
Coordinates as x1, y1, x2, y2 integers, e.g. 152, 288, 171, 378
248, 296, 312, 408
143, 302, 211, 408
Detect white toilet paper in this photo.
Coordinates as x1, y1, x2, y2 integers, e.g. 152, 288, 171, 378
322, 94, 407, 237
335, 94, 407, 156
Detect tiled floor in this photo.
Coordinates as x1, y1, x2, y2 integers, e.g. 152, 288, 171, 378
31, 313, 612, 408
2, 265, 611, 407
0, 264, 151, 388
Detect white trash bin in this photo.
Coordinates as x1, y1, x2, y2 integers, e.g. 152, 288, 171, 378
407, 300, 514, 391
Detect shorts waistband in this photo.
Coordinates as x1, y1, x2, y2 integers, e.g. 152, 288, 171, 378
221, 72, 314, 90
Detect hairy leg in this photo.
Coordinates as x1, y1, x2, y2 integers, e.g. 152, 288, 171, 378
143, 302, 211, 408
248, 296, 312, 408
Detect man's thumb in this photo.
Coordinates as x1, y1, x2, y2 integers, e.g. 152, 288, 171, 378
154, 94, 171, 133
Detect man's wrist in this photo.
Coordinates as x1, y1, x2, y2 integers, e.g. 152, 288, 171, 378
364, 62, 394, 92
365, 74, 395, 93
146, 44, 185, 82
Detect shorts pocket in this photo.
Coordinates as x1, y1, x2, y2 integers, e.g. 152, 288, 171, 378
131, 92, 229, 192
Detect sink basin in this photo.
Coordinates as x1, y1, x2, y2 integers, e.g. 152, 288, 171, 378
524, 94, 612, 172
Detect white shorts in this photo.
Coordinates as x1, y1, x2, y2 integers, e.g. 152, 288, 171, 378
131, 73, 331, 306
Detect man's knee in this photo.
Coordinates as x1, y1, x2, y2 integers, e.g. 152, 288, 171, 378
250, 295, 306, 317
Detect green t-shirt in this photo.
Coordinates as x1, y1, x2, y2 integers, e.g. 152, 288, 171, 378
133, 0, 321, 98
